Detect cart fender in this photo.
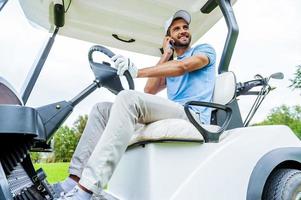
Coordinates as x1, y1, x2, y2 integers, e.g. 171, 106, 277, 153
247, 147, 301, 200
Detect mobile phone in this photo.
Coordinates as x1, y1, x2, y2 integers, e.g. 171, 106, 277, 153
167, 40, 174, 60
169, 40, 175, 50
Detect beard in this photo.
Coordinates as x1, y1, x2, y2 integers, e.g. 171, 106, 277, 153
173, 35, 191, 48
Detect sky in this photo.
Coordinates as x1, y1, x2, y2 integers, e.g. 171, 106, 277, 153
0, 0, 301, 126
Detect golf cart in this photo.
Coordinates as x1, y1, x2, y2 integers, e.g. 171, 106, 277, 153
1, 0, 301, 200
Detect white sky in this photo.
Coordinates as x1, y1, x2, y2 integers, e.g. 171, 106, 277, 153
1, 0, 301, 126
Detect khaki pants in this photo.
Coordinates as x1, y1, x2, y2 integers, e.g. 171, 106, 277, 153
69, 90, 196, 194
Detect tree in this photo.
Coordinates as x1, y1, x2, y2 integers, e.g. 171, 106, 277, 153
290, 65, 301, 91
73, 114, 88, 138
51, 115, 88, 162
72, 114, 88, 150
256, 105, 301, 138
53, 126, 78, 162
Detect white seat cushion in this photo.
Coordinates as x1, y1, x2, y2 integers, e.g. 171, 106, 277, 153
128, 119, 220, 147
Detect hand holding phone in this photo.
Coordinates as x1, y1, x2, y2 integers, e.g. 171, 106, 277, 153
163, 36, 175, 55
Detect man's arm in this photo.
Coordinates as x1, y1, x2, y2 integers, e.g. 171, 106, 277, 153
144, 36, 174, 94
144, 53, 171, 94
138, 53, 209, 78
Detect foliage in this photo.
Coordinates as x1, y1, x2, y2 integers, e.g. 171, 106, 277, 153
255, 105, 301, 138
73, 114, 88, 138
34, 162, 69, 183
290, 65, 301, 91
51, 115, 88, 162
30, 152, 41, 163
53, 126, 78, 162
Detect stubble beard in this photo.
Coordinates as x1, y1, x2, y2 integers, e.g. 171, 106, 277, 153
173, 35, 191, 48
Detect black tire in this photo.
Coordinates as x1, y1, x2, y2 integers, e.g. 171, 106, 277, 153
262, 168, 301, 200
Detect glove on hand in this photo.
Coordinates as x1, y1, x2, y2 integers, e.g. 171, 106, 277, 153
111, 55, 138, 78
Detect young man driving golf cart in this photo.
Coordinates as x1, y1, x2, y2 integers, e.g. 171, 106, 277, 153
53, 10, 216, 200
2, 0, 301, 199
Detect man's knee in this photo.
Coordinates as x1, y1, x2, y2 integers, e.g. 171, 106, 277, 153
115, 90, 139, 106
90, 102, 112, 117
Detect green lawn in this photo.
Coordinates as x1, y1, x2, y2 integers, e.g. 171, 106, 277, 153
34, 162, 69, 183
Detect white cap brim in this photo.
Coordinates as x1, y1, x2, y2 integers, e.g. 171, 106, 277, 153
164, 10, 191, 34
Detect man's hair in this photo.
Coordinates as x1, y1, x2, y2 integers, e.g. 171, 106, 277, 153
166, 29, 171, 36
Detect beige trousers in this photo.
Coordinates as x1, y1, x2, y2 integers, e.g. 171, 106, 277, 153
69, 90, 195, 194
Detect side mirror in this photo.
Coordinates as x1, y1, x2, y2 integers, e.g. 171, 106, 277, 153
270, 72, 284, 80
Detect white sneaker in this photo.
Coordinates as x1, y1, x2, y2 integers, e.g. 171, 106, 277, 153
92, 190, 119, 200
56, 186, 89, 200
52, 182, 67, 198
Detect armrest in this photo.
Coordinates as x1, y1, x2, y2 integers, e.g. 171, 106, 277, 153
184, 101, 232, 143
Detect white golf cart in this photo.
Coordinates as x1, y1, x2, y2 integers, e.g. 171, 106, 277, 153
1, 0, 301, 200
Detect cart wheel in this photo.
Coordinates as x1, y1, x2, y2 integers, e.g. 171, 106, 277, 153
262, 168, 301, 200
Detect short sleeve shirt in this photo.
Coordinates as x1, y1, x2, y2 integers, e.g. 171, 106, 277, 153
166, 44, 216, 124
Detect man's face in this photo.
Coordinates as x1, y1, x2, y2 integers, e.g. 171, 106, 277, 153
169, 18, 191, 48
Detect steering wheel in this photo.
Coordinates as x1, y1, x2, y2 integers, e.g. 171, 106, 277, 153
88, 45, 135, 92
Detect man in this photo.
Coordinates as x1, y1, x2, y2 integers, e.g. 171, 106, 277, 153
55, 10, 216, 200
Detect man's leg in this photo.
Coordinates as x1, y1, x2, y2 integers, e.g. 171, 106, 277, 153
69, 102, 113, 178
79, 90, 189, 194
53, 102, 112, 196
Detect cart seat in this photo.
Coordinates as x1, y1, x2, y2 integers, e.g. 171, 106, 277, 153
128, 72, 236, 148
128, 119, 220, 148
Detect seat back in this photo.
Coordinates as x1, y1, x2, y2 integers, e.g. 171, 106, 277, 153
211, 71, 244, 129
212, 71, 236, 105
0, 77, 23, 105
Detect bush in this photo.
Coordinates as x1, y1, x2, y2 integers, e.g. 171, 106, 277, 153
255, 105, 301, 138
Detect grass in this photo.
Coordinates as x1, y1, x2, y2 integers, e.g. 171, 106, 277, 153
34, 162, 69, 183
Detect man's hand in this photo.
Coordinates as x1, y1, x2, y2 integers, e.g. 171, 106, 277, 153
162, 36, 174, 56
111, 55, 138, 78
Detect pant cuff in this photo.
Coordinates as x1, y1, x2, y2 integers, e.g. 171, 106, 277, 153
68, 167, 82, 179
79, 176, 102, 195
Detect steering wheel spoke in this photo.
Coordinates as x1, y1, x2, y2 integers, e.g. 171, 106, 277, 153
88, 45, 135, 93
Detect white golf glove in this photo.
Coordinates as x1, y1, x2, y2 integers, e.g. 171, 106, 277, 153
111, 55, 138, 78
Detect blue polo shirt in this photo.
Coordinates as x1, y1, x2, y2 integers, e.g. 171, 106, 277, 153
166, 44, 216, 124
